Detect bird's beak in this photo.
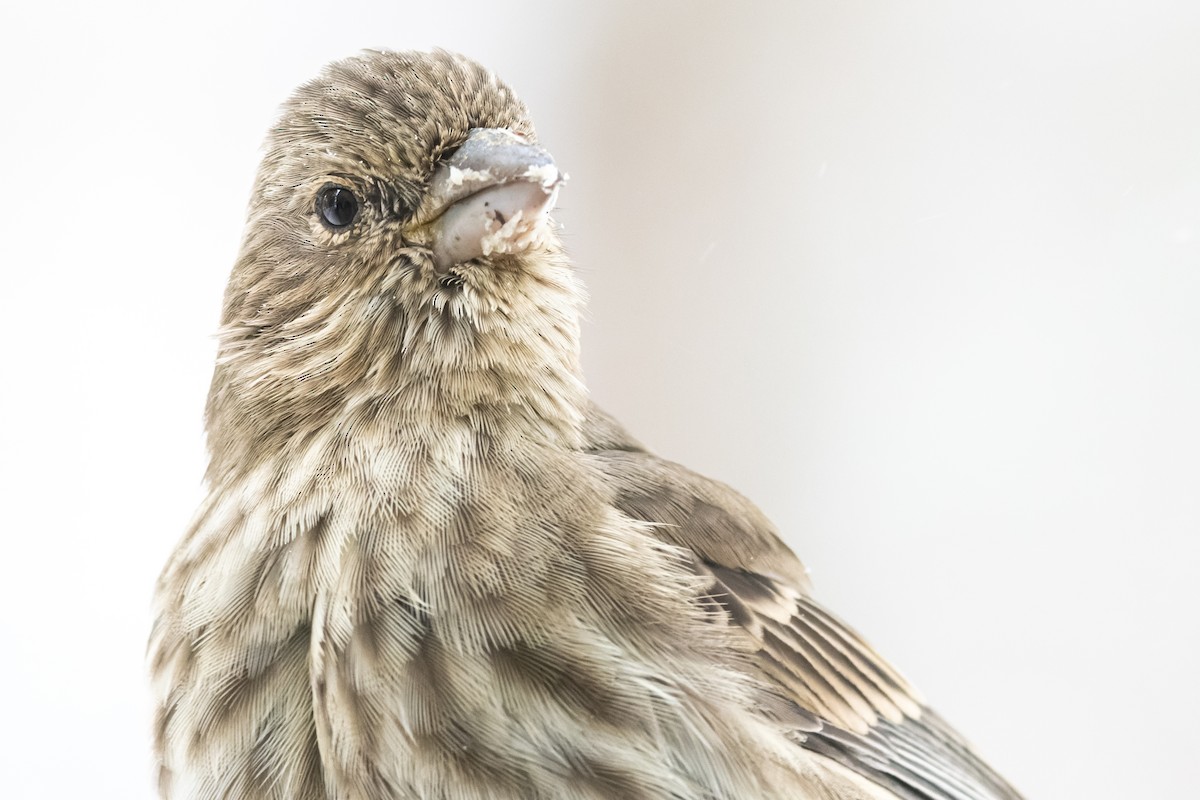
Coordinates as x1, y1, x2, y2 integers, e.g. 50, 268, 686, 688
415, 128, 564, 270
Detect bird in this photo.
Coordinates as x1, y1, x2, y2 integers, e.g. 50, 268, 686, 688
149, 49, 1025, 800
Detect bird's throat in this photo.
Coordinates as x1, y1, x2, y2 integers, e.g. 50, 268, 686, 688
205, 253, 589, 482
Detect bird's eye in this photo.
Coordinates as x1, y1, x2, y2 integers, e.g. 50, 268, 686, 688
316, 185, 359, 229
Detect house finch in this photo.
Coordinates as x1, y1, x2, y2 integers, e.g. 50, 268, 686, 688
150, 49, 1023, 800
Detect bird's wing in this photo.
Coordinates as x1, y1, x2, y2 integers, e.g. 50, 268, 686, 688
582, 404, 1023, 800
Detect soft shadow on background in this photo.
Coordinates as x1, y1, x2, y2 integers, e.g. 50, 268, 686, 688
2, 2, 1196, 797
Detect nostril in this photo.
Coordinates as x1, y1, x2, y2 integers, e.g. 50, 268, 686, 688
436, 142, 462, 163
433, 133, 471, 166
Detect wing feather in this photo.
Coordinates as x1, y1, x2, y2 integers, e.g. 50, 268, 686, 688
583, 402, 1024, 800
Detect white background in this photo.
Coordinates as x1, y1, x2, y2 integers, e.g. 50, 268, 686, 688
2, 2, 1197, 797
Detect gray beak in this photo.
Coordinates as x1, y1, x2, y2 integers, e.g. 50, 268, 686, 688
417, 128, 565, 270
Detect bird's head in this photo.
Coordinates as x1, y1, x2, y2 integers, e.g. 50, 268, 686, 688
206, 50, 584, 477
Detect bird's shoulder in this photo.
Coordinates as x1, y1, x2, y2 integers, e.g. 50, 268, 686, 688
580, 402, 1024, 800
579, 401, 812, 591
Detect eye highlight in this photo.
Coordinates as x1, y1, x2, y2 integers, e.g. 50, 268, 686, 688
316, 185, 359, 229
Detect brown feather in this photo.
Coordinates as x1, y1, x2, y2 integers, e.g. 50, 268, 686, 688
586, 412, 1024, 800
151, 49, 1023, 800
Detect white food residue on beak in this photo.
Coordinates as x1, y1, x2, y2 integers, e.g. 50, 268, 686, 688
420, 128, 565, 270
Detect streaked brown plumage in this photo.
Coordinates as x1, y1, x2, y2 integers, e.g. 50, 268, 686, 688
149, 49, 1024, 800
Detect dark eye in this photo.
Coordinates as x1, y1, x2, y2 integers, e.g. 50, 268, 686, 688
316, 185, 359, 228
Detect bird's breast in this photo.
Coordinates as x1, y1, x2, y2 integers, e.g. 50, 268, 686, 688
155, 430, 801, 799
